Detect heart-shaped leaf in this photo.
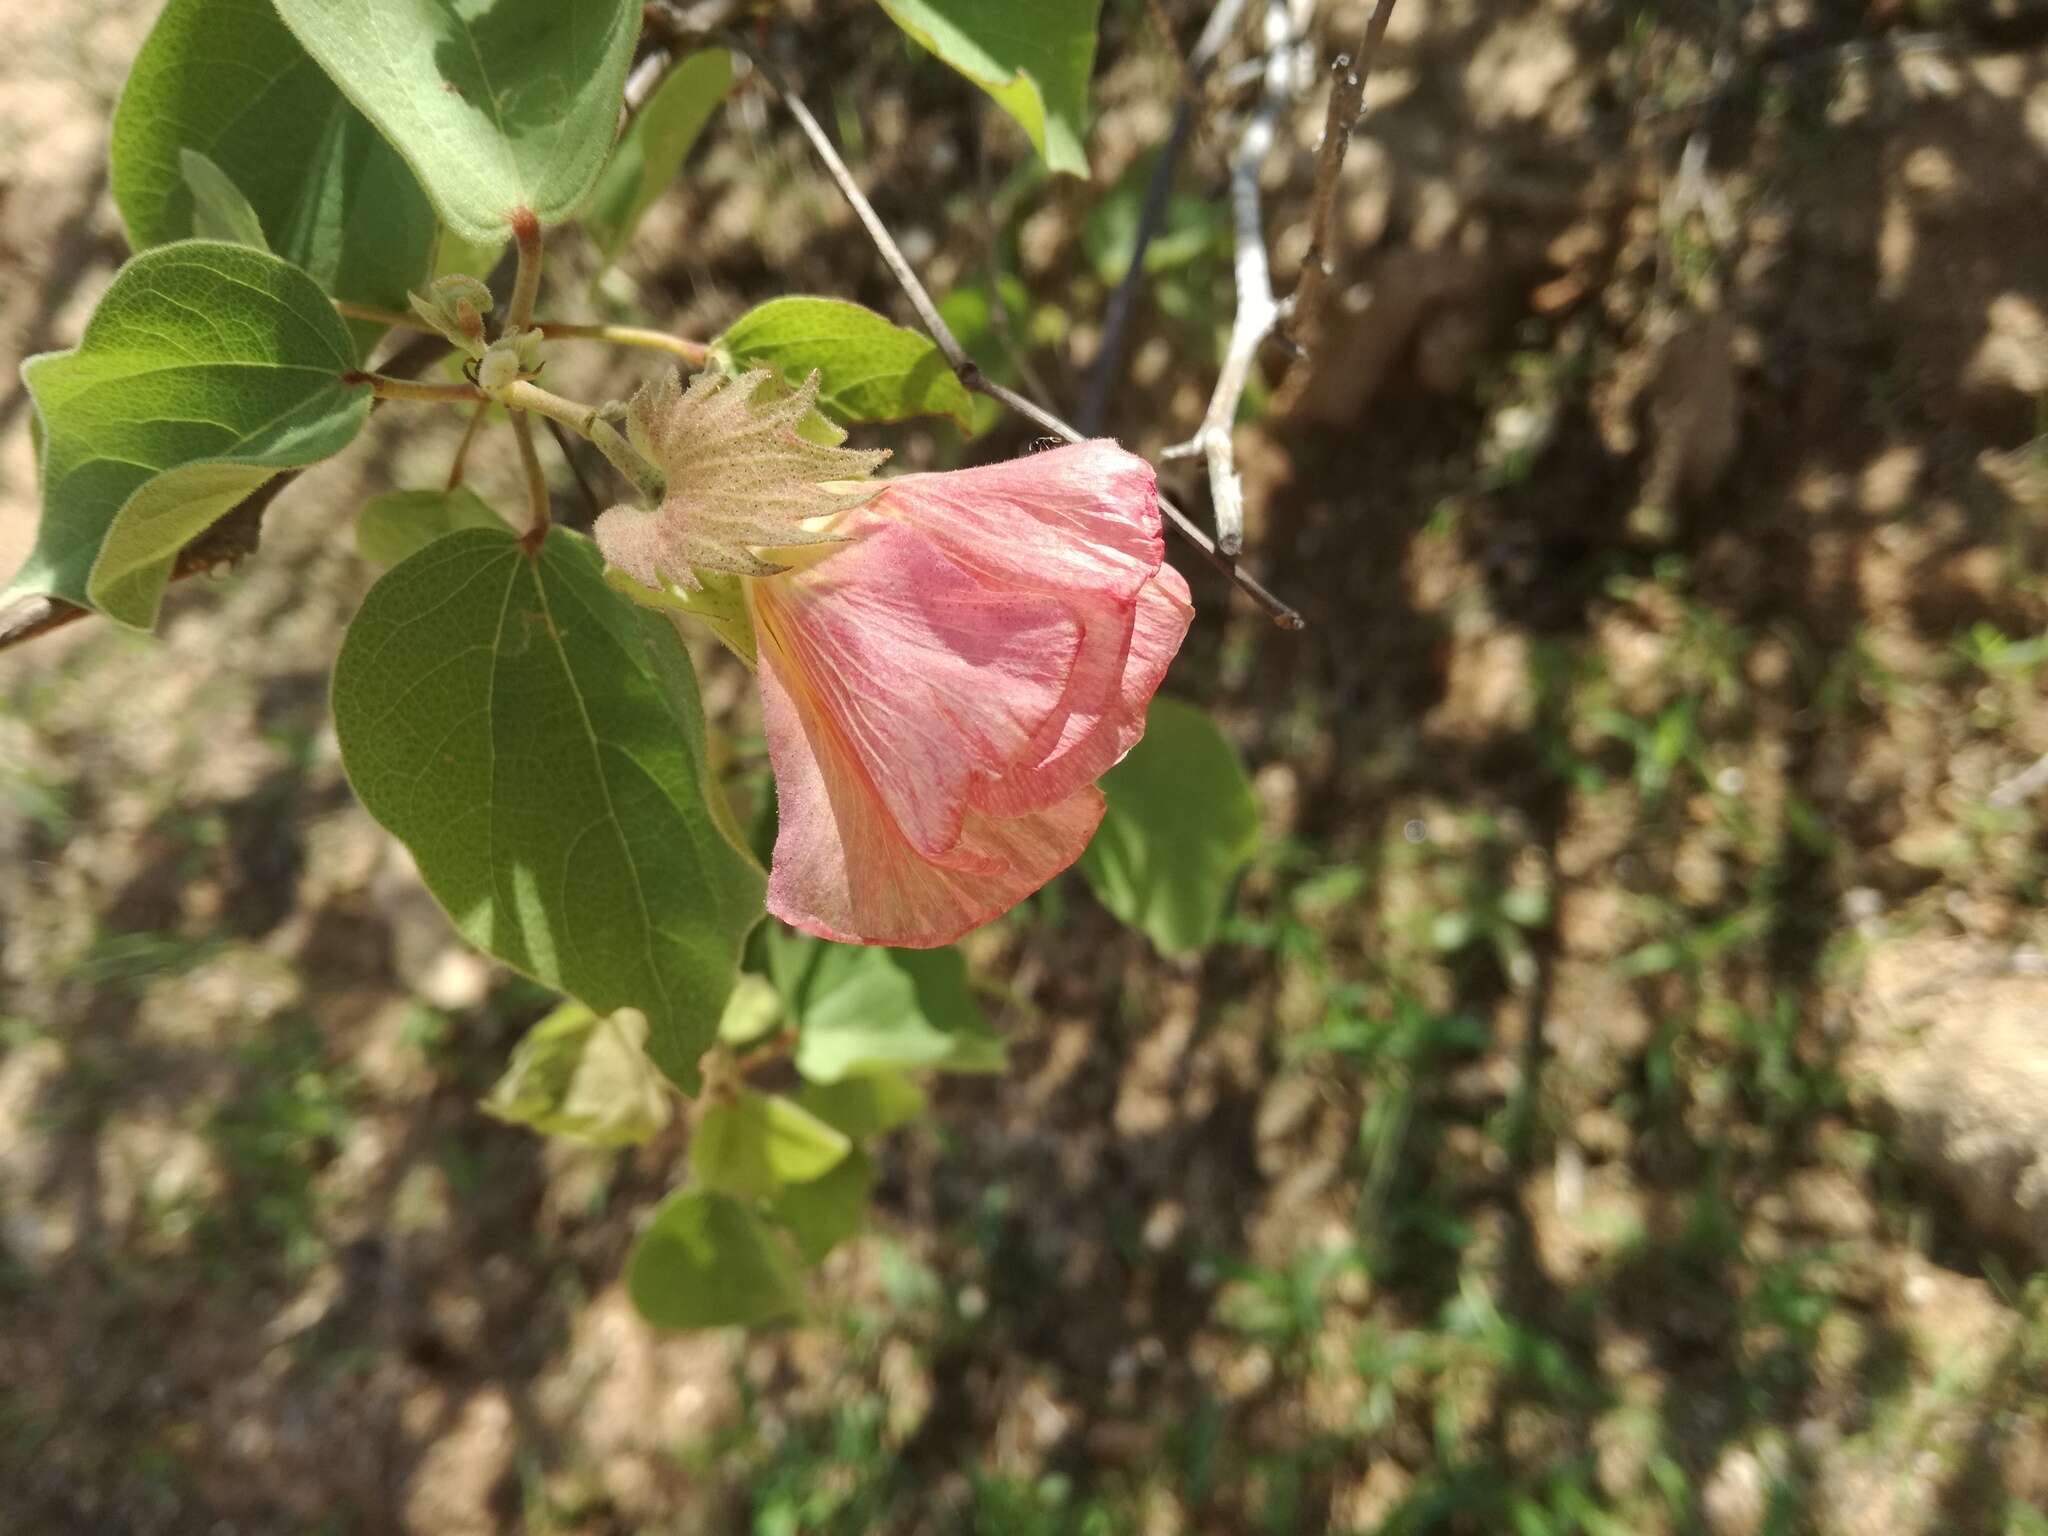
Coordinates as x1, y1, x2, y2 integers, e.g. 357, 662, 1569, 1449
6, 242, 369, 627
716, 297, 974, 432
873, 0, 1101, 175
355, 486, 507, 568
112, 0, 436, 325
771, 1151, 875, 1264
628, 1189, 805, 1330
482, 1001, 673, 1147
331, 527, 766, 1092
693, 1090, 851, 1200
273, 0, 641, 243
1079, 697, 1259, 954
765, 928, 1004, 1083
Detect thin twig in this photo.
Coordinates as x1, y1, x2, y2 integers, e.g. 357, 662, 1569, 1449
498, 380, 665, 502
339, 300, 710, 366
538, 321, 709, 365
343, 371, 484, 406
512, 411, 551, 551
542, 415, 605, 526
702, 22, 1303, 629
445, 400, 489, 491
1080, 0, 1252, 435
1287, 0, 1398, 345
0, 479, 288, 653
1161, 0, 1311, 556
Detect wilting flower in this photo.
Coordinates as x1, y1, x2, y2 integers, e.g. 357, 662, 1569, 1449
596, 371, 1192, 948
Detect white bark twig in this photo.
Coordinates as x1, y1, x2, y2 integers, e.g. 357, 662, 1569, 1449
1161, 0, 1310, 556
1165, 0, 1399, 556
1080, 0, 1254, 434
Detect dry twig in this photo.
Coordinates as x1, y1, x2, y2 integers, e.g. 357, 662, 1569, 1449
1164, 0, 1400, 556
1160, 0, 1312, 556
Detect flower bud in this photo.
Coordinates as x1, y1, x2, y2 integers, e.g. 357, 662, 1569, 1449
407, 274, 494, 354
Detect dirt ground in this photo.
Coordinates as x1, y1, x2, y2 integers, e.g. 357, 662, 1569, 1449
3, 1, 2048, 1533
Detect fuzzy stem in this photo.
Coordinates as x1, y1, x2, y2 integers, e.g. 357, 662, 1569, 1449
342, 371, 485, 405
513, 411, 550, 551
538, 322, 708, 367
445, 401, 490, 491
505, 207, 544, 334
498, 380, 664, 503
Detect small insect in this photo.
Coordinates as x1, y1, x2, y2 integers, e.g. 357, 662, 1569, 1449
1026, 435, 1062, 453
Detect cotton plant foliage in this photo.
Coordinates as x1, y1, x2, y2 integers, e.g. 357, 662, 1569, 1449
1, 0, 1267, 1335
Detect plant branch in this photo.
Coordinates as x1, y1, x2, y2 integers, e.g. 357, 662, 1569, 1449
505, 207, 544, 334
1162, 0, 1312, 557
541, 416, 605, 527
497, 380, 665, 503
343, 370, 485, 405
513, 411, 551, 550
1287, 0, 1399, 345
446, 401, 489, 491
1080, 0, 1252, 435
698, 21, 1303, 629
338, 300, 709, 366
538, 321, 708, 366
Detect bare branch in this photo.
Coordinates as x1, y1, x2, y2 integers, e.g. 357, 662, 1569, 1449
693, 18, 1304, 629
1161, 0, 1311, 556
1080, 0, 1255, 434
1288, 0, 1398, 343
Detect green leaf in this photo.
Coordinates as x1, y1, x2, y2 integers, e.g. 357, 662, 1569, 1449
716, 297, 974, 432
1078, 697, 1259, 955
584, 49, 731, 267
693, 1090, 851, 1200
355, 486, 506, 568
5, 242, 370, 627
433, 225, 506, 283
482, 1001, 672, 1146
771, 1150, 875, 1264
765, 928, 1004, 1083
716, 972, 785, 1047
111, 0, 436, 324
798, 1072, 927, 1140
331, 527, 766, 1092
272, 0, 641, 244
874, 0, 1101, 175
178, 150, 269, 250
628, 1189, 805, 1330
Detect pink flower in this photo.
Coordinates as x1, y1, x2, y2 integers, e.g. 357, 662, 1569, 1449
749, 441, 1193, 947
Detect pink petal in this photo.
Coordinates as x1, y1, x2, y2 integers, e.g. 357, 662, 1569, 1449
749, 521, 1080, 859
860, 440, 1163, 606
748, 438, 1191, 948
972, 560, 1194, 818
759, 640, 1105, 947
